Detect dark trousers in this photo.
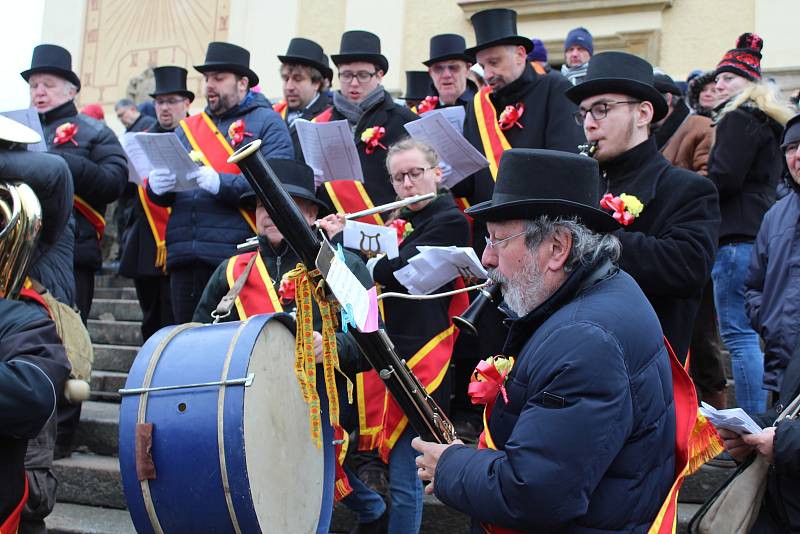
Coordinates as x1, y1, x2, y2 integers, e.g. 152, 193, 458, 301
170, 264, 216, 324
73, 266, 95, 325
134, 275, 174, 341
689, 280, 727, 396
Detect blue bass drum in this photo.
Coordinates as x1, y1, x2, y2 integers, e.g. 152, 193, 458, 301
118, 314, 334, 533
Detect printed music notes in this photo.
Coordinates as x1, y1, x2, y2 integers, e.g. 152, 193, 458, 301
295, 119, 364, 186
121, 132, 199, 191
393, 246, 487, 295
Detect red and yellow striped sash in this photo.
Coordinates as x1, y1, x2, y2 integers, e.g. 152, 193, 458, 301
73, 195, 105, 240
138, 180, 171, 270
323, 181, 383, 226
473, 87, 512, 180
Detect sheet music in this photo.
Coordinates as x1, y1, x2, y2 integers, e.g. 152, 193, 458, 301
403, 112, 488, 189
700, 402, 763, 435
295, 119, 364, 185
343, 220, 399, 259
0, 108, 47, 152
393, 246, 487, 295
425, 106, 466, 133
121, 132, 199, 191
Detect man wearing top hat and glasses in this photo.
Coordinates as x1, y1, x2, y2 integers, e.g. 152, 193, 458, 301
423, 34, 476, 110
118, 66, 195, 342
412, 148, 677, 532
565, 51, 720, 363
320, 30, 418, 211
146, 41, 293, 324
274, 38, 335, 159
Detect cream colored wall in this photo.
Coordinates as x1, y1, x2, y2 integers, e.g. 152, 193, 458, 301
755, 0, 795, 70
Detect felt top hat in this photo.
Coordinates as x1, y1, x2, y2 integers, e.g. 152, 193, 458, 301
240, 158, 330, 212
465, 148, 616, 233
331, 31, 389, 74
654, 73, 682, 96
149, 66, 195, 102
423, 34, 474, 67
21, 44, 81, 90
403, 71, 433, 101
465, 9, 533, 57
194, 42, 259, 88
278, 38, 334, 82
565, 51, 668, 122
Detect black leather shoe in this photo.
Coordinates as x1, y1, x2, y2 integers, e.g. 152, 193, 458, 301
349, 507, 389, 534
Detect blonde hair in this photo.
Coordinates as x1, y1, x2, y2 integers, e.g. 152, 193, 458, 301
716, 81, 794, 126
385, 137, 440, 172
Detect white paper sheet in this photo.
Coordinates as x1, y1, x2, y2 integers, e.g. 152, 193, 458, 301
700, 402, 763, 435
343, 220, 399, 259
315, 240, 379, 332
425, 106, 466, 133
0, 108, 47, 152
295, 119, 364, 185
121, 132, 199, 191
393, 246, 487, 295
403, 112, 488, 189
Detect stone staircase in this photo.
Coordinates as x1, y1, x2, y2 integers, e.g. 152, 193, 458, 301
44, 271, 734, 533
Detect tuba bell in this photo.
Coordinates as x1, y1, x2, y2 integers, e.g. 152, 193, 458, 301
0, 181, 42, 299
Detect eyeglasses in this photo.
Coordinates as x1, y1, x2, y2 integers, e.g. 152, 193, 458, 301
155, 97, 186, 106
573, 100, 641, 125
338, 71, 378, 84
389, 167, 433, 184
431, 63, 464, 75
484, 230, 526, 250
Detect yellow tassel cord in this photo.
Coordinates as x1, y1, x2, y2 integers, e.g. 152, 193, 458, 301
686, 412, 725, 475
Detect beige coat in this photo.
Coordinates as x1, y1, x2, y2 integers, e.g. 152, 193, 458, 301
660, 114, 713, 176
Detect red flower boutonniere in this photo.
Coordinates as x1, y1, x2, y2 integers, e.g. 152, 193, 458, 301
468, 355, 515, 405
53, 122, 79, 146
278, 275, 296, 304
498, 103, 524, 131
228, 119, 252, 148
387, 218, 414, 244
360, 126, 387, 155
416, 96, 439, 115
600, 193, 645, 226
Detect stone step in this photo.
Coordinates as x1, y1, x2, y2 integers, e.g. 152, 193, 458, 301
53, 453, 126, 509
45, 502, 135, 534
90, 370, 126, 401
332, 493, 470, 533
93, 344, 140, 373
90, 299, 143, 322
95, 274, 135, 289
93, 287, 138, 300
74, 401, 119, 456
89, 319, 142, 347
678, 462, 736, 504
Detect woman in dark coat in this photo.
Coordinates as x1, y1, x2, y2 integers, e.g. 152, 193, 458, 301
319, 138, 470, 533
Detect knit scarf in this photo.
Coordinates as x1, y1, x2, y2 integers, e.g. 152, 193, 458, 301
561, 63, 589, 86
332, 86, 385, 128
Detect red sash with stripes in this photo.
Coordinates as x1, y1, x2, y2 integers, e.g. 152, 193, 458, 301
357, 279, 469, 460
312, 106, 333, 123
473, 87, 512, 180
323, 181, 383, 225
225, 251, 353, 500
273, 100, 288, 120
0, 476, 28, 534
139, 179, 171, 270
73, 195, 105, 240
179, 113, 256, 232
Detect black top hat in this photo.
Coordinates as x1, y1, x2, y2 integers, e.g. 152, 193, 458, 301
194, 42, 259, 88
403, 71, 433, 101
21, 44, 81, 90
465, 149, 616, 233
653, 73, 681, 97
565, 51, 668, 122
149, 66, 195, 102
240, 159, 329, 212
423, 34, 474, 67
331, 31, 389, 75
321, 54, 333, 81
465, 9, 533, 57
278, 38, 334, 82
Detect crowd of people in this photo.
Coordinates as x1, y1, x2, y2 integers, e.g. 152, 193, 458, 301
3, 5, 800, 533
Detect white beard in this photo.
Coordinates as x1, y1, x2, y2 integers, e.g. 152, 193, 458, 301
488, 257, 548, 317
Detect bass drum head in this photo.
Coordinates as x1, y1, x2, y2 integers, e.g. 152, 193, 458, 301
245, 319, 324, 533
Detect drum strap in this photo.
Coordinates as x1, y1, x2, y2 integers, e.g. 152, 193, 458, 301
213, 253, 258, 323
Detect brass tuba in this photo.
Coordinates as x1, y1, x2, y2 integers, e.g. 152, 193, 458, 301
0, 181, 42, 299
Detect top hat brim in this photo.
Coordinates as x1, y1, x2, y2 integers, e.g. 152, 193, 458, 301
149, 89, 195, 102
330, 53, 389, 75
241, 185, 329, 212
565, 78, 668, 122
464, 36, 533, 58
20, 67, 81, 91
193, 62, 259, 88
278, 55, 334, 81
465, 198, 618, 233
423, 53, 475, 67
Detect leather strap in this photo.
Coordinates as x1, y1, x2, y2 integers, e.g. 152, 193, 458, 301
213, 253, 258, 322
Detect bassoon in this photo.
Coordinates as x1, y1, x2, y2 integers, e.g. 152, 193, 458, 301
228, 140, 456, 444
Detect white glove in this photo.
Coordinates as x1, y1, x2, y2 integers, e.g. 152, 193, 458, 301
188, 166, 220, 195
148, 168, 176, 195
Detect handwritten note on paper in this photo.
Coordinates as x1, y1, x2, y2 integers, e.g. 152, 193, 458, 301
343, 220, 399, 259
403, 112, 488, 190
121, 132, 199, 191
295, 119, 364, 184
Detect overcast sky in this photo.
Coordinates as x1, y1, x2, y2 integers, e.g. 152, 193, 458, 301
0, 1, 45, 110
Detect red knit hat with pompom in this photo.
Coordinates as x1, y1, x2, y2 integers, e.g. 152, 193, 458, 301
716, 33, 763, 81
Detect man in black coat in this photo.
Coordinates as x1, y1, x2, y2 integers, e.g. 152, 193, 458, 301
115, 98, 156, 133
423, 34, 476, 110
274, 38, 334, 159
119, 66, 193, 340
566, 51, 720, 361
22, 44, 128, 323
324, 30, 418, 207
